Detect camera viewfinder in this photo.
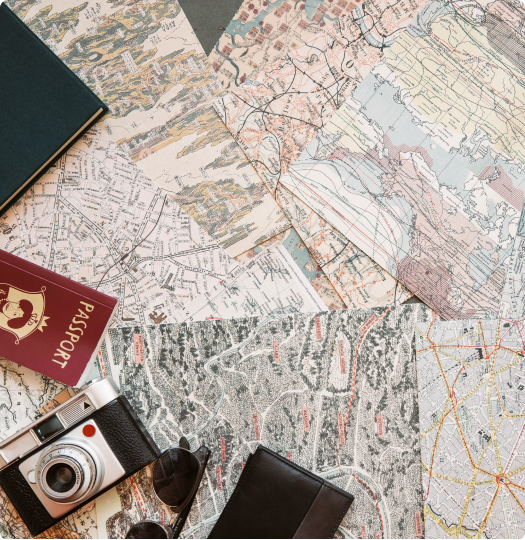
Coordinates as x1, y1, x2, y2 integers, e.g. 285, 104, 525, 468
34, 416, 64, 442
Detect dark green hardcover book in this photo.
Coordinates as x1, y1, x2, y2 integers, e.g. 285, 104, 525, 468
0, 3, 107, 212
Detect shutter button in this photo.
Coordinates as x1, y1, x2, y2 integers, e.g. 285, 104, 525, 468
82, 424, 96, 437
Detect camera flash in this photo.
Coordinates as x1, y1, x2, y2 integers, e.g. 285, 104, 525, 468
82, 425, 96, 438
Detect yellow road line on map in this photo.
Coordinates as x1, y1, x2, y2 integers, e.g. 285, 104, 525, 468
421, 375, 489, 439
424, 506, 477, 538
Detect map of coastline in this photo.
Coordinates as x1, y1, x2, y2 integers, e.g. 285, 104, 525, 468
276, 186, 413, 308
280, 0, 525, 319
235, 226, 348, 310
216, 0, 426, 195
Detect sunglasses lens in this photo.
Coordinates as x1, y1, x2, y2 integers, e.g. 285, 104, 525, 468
125, 521, 171, 539
152, 447, 201, 507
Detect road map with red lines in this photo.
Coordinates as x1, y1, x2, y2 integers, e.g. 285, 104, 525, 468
97, 304, 430, 538
280, 0, 525, 320
215, 0, 426, 195
416, 319, 525, 538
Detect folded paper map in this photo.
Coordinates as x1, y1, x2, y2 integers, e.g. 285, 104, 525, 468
276, 186, 412, 308
7, 0, 288, 257
215, 0, 425, 195
173, 242, 326, 322
209, 0, 358, 89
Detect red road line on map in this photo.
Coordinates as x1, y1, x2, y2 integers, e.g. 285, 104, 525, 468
478, 485, 501, 536
433, 342, 495, 479
130, 476, 147, 518
336, 306, 391, 453
351, 474, 385, 539
424, 320, 525, 531
426, 359, 464, 499
508, 481, 525, 494
506, 484, 525, 518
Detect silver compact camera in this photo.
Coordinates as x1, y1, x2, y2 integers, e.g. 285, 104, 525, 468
0, 377, 160, 536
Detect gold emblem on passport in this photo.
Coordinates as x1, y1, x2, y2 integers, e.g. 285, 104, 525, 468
0, 284, 49, 343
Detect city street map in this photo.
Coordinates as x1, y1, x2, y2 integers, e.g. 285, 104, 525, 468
235, 227, 348, 310
173, 242, 326, 322
216, 0, 425, 195
7, 0, 288, 256
0, 134, 324, 536
209, 0, 358, 89
0, 124, 235, 537
416, 319, 525, 538
281, 0, 525, 320
0, 126, 237, 330
97, 304, 430, 538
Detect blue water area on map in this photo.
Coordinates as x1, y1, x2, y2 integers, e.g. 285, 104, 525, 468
215, 0, 326, 85
407, 0, 451, 38
220, 0, 325, 47
250, 228, 321, 284
346, 71, 523, 287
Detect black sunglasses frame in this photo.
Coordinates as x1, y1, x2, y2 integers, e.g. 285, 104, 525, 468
126, 438, 210, 539
152, 442, 210, 512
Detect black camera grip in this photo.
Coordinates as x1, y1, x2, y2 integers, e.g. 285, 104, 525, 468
95, 395, 160, 473
1, 466, 55, 533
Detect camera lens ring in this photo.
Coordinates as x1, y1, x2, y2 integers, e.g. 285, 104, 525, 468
37, 444, 97, 504
43, 458, 82, 496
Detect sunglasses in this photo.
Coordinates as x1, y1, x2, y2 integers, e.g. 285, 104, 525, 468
126, 437, 210, 539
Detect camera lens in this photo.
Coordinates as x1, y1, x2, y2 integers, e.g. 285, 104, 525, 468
46, 463, 76, 493
37, 442, 102, 504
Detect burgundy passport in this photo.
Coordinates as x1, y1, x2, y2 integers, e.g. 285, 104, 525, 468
0, 249, 117, 386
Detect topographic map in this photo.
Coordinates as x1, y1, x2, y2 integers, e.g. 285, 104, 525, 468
281, 0, 525, 320
174, 242, 326, 322
8, 0, 287, 256
96, 304, 430, 538
416, 319, 525, 538
208, 0, 358, 89
215, 0, 425, 195
276, 186, 413, 308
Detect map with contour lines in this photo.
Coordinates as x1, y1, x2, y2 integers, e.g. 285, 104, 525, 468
275, 186, 413, 308
96, 304, 430, 538
215, 0, 426, 196
7, 0, 288, 257
416, 319, 525, 538
208, 0, 359, 89
281, 0, 525, 320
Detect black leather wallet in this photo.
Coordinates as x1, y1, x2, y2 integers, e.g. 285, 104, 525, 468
209, 446, 354, 539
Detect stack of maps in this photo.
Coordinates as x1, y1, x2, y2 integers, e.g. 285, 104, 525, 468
1, 0, 525, 538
